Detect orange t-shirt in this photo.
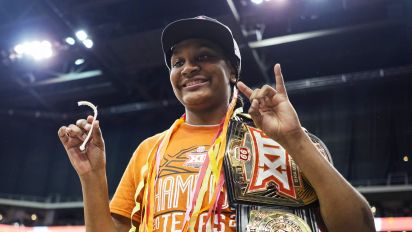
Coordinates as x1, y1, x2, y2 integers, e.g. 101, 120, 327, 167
110, 123, 236, 231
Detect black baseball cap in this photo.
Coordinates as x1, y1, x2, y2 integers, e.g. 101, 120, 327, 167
161, 16, 241, 78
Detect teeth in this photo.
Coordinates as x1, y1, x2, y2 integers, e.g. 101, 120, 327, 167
186, 80, 205, 87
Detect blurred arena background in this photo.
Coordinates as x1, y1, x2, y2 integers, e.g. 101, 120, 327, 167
0, 0, 411, 231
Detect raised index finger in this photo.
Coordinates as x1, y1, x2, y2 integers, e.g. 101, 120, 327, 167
274, 64, 287, 96
236, 81, 253, 99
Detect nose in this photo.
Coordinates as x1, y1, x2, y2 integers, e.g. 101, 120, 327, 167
181, 61, 200, 77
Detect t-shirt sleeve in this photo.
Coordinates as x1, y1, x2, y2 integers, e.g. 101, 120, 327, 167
109, 135, 161, 223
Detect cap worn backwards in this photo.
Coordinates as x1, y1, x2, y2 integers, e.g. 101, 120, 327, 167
161, 15, 241, 78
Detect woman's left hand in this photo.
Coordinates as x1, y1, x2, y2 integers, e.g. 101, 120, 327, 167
236, 63, 303, 144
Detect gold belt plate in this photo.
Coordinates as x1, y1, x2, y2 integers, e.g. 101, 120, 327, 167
247, 210, 312, 232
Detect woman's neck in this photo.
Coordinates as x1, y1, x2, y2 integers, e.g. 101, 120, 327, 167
184, 104, 229, 125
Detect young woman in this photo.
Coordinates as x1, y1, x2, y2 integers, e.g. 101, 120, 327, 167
58, 16, 375, 232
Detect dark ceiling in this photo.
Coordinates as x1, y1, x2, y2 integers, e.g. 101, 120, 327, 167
0, 0, 411, 202
1, 0, 410, 115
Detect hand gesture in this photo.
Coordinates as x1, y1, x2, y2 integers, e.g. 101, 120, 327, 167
236, 64, 303, 144
57, 116, 106, 177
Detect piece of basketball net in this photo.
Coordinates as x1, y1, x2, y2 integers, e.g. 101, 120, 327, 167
77, 101, 98, 151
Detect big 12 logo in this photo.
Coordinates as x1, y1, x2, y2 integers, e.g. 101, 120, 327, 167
246, 126, 297, 199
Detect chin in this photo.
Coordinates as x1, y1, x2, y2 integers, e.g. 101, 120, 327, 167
182, 97, 213, 110
182, 91, 210, 104
183, 98, 209, 108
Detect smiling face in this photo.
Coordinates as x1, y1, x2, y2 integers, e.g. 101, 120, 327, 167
169, 39, 236, 113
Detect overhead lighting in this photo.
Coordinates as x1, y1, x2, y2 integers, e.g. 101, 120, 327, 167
0, 213, 3, 221
251, 0, 264, 4
251, 0, 287, 5
403, 155, 409, 162
75, 30, 88, 41
74, 58, 85, 65
13, 40, 53, 60
65, 37, 76, 45
31, 214, 37, 221
74, 30, 93, 48
82, 39, 93, 49
14, 44, 25, 54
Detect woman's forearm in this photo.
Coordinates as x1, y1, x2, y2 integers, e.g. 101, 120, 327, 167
279, 129, 375, 232
80, 170, 117, 232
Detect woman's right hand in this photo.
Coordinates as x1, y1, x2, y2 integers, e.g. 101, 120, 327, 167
57, 115, 106, 177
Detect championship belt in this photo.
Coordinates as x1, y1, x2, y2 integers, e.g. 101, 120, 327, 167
224, 113, 333, 232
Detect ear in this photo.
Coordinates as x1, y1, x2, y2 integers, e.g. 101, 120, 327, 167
226, 59, 237, 82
